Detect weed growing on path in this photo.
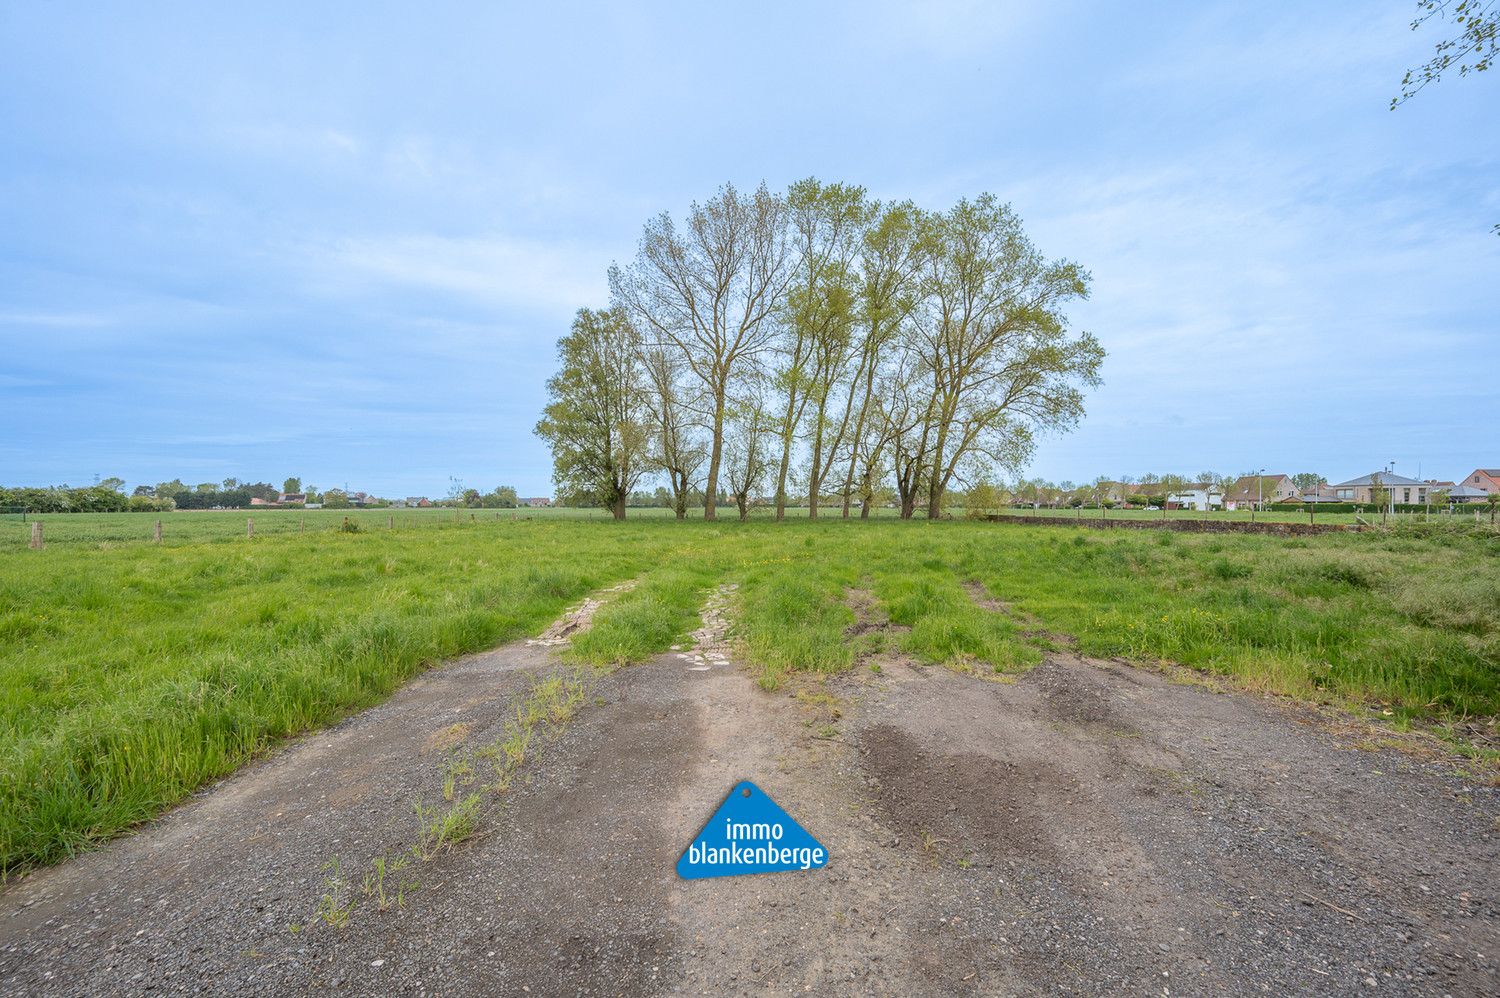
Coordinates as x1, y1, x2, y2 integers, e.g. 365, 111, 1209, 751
5, 517, 1497, 872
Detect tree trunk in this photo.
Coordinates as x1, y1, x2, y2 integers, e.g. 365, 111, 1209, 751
773, 396, 796, 522
926, 471, 948, 519
924, 410, 951, 519
774, 443, 792, 521
807, 394, 834, 520
612, 494, 627, 520
704, 391, 725, 520
860, 500, 872, 519
839, 344, 880, 520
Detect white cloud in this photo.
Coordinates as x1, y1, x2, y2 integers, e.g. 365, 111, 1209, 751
304, 232, 610, 317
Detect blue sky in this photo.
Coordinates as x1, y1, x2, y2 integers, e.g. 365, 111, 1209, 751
2, 1, 1496, 496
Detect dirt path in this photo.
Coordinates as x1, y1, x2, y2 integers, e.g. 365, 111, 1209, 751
2, 592, 1498, 996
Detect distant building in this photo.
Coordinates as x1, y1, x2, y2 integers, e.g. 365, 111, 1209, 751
406, 497, 433, 508
1165, 482, 1223, 510
249, 497, 272, 506
522, 497, 552, 508
1223, 474, 1296, 510
1329, 472, 1429, 505
1091, 482, 1130, 504
1458, 469, 1500, 494
277, 492, 307, 505
1443, 484, 1490, 503
1293, 484, 1343, 503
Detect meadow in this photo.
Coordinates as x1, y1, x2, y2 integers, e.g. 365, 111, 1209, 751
8, 502, 1488, 552
0, 505, 909, 549
2, 514, 1496, 873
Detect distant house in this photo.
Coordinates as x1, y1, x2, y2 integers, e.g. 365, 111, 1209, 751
409, 497, 433, 508
277, 492, 306, 505
1088, 482, 1130, 504
1444, 484, 1490, 503
522, 497, 552, 508
1458, 469, 1500, 494
1329, 472, 1431, 506
1166, 482, 1223, 511
1223, 474, 1296, 510
249, 496, 272, 506
1293, 484, 1343, 503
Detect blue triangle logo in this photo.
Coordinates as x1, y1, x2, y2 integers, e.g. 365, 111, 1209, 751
677, 781, 828, 879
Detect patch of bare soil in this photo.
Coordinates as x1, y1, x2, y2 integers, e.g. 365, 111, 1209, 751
849, 654, 1500, 995
4, 605, 1497, 996
526, 579, 637, 647
845, 585, 930, 682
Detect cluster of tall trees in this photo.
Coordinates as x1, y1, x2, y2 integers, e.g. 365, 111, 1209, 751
444, 479, 521, 508
535, 179, 1105, 520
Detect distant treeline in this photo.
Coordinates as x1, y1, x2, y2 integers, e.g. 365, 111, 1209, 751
3, 478, 525, 513
0, 484, 174, 514
1, 479, 284, 513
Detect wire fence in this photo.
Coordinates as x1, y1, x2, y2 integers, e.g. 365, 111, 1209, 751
0, 507, 569, 551
8, 501, 1495, 551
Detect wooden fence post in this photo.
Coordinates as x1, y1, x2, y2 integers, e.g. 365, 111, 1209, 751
29, 522, 43, 550
389, 514, 394, 529
300, 518, 305, 533
154, 519, 163, 543
247, 517, 254, 538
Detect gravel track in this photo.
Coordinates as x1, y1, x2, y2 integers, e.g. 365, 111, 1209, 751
2, 603, 1496, 996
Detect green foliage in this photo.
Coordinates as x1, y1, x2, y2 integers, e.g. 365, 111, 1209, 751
1266, 502, 1483, 514
480, 486, 518, 508
964, 483, 1002, 518
1393, 0, 1500, 109
534, 308, 648, 516
0, 484, 174, 514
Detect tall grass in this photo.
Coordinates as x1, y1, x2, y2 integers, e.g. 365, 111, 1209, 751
2, 517, 1496, 873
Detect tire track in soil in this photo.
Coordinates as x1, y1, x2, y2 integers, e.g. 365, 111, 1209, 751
4, 583, 1498, 997
847, 653, 1500, 995
660, 585, 1022, 996
0, 583, 639, 998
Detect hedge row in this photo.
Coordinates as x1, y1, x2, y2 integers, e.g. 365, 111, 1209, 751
0, 486, 175, 514
1264, 502, 1493, 514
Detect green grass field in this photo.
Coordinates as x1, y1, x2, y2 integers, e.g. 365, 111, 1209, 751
2, 515, 1497, 872
0, 504, 915, 549
8, 502, 1489, 550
